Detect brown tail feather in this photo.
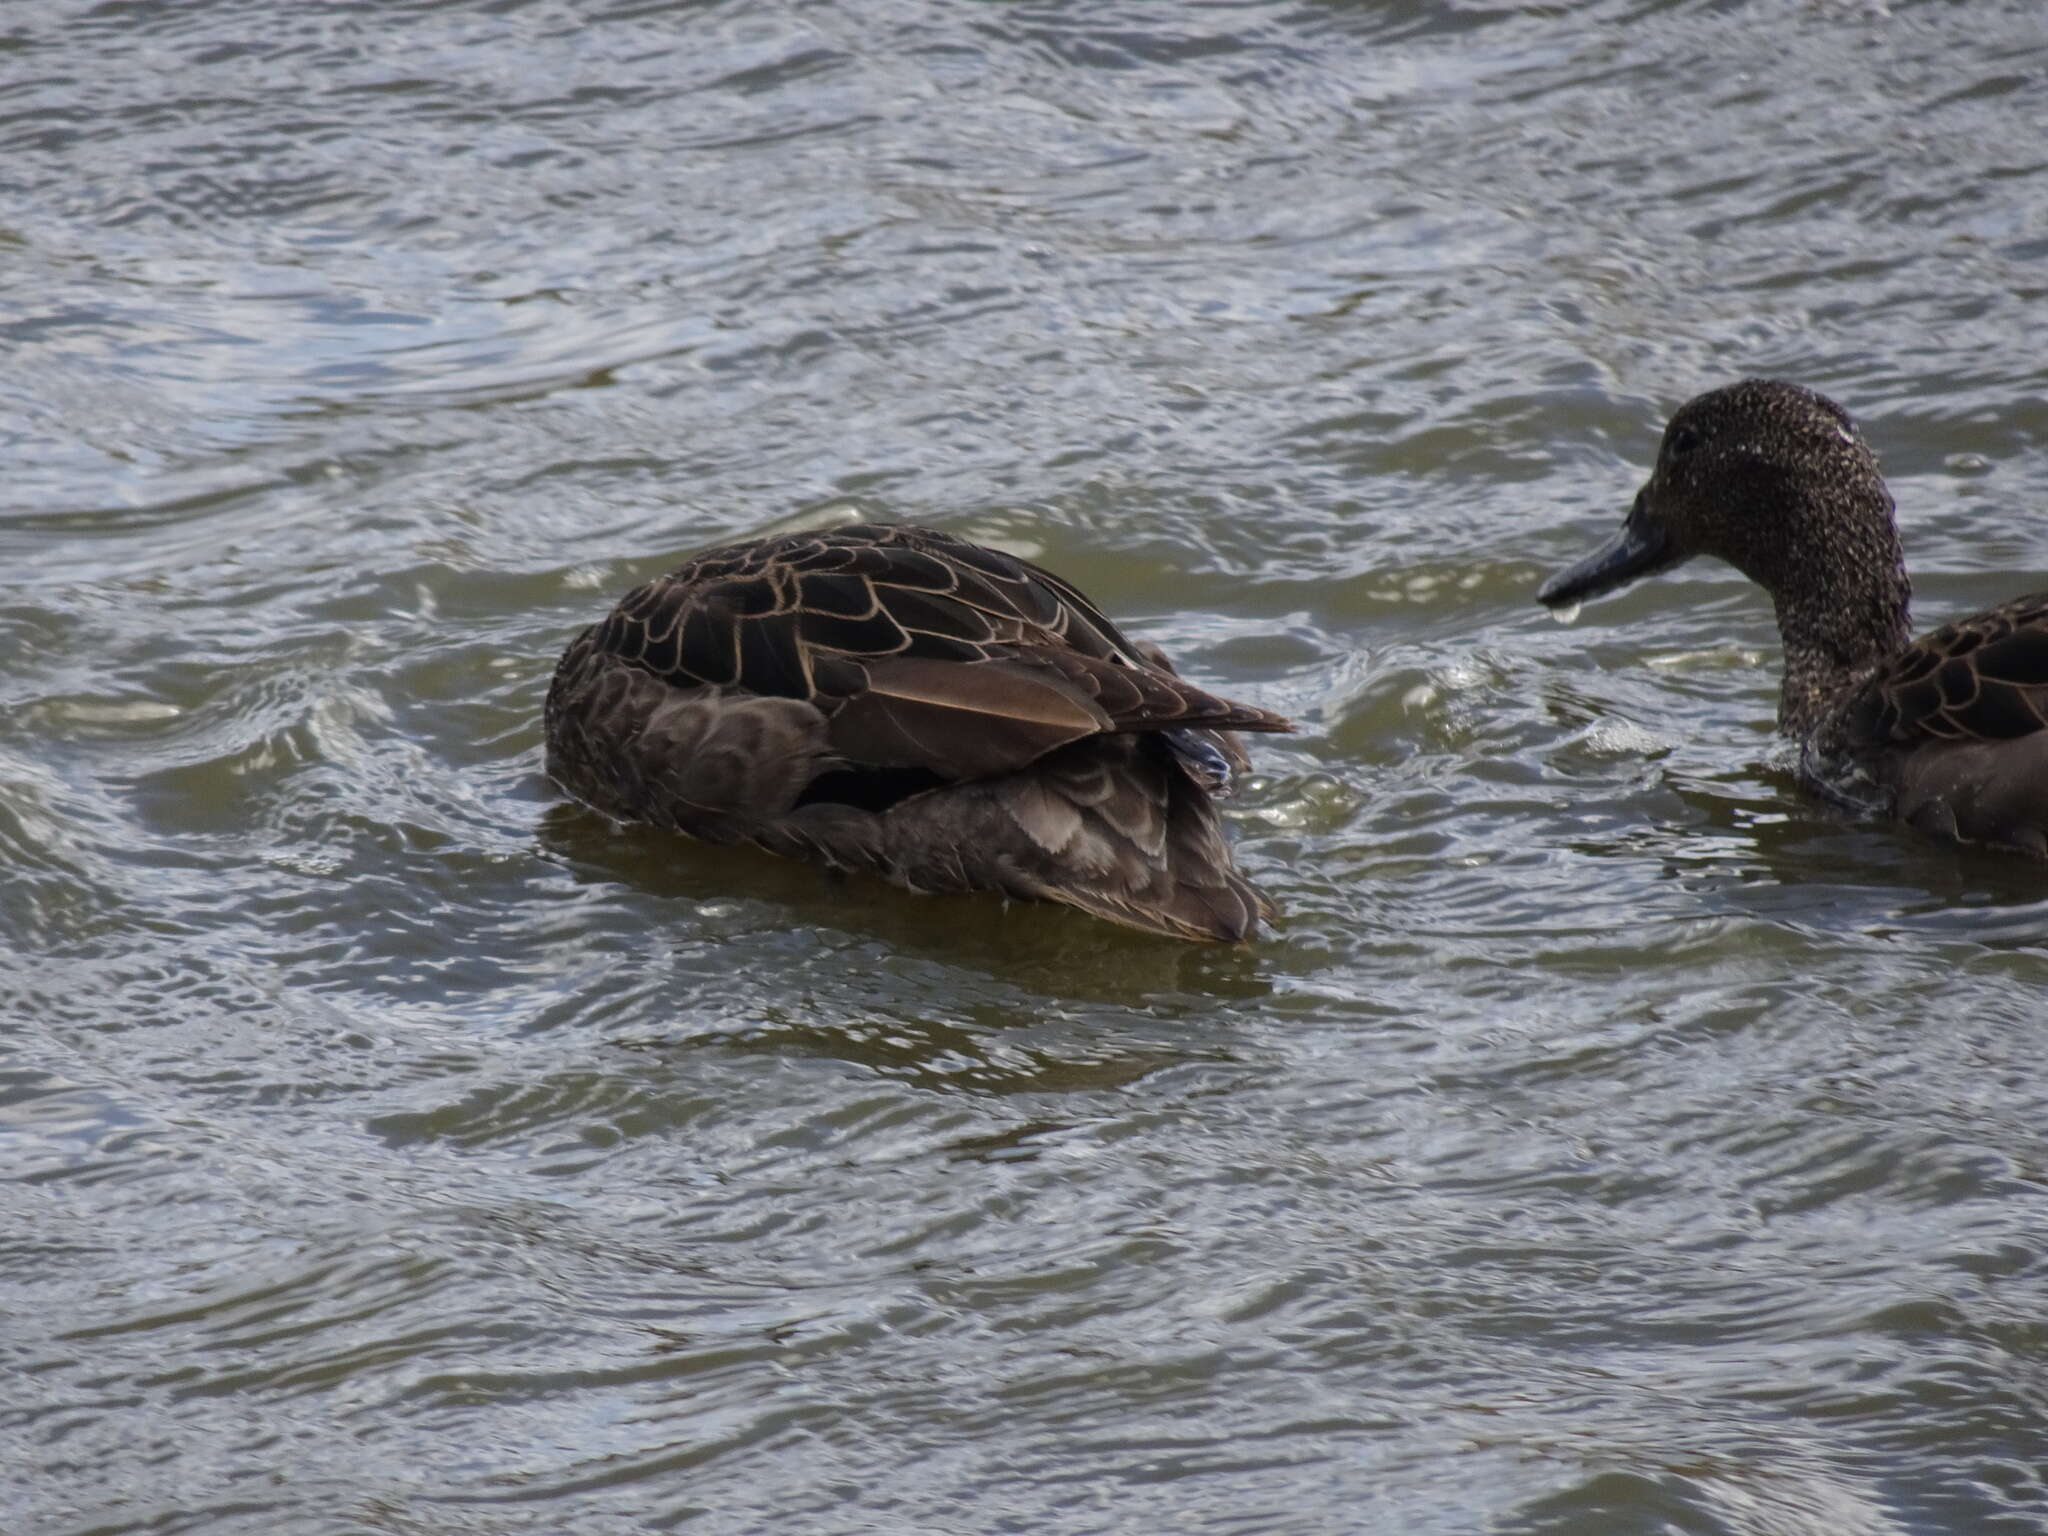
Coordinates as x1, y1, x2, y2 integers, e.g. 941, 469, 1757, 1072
850, 734, 1274, 942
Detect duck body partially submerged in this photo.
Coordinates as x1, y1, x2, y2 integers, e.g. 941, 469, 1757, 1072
1817, 591, 2048, 856
1540, 379, 2048, 859
546, 522, 1292, 939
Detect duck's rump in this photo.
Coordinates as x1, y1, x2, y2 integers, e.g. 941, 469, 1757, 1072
761, 730, 1275, 942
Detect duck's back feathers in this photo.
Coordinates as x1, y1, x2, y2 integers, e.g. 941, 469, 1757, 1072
544, 523, 1289, 939
1833, 591, 2048, 858
1842, 592, 2048, 748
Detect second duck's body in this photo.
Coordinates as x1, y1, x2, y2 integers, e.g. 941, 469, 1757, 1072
1539, 378, 2048, 859
546, 522, 1291, 939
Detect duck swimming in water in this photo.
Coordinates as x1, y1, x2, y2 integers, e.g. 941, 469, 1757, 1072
1540, 378, 2048, 858
546, 523, 1292, 939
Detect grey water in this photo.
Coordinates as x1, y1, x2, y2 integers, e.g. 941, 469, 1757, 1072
7, 1, 2048, 1532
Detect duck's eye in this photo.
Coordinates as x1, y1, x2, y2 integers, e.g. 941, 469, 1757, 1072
1667, 425, 1701, 459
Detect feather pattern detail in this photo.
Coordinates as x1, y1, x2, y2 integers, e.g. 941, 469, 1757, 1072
545, 523, 1292, 939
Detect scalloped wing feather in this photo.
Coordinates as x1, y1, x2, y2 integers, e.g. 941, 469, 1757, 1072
602, 524, 1137, 694
1849, 592, 2048, 748
827, 655, 1114, 780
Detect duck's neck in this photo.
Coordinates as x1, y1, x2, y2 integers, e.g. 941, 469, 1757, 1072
1770, 542, 1912, 739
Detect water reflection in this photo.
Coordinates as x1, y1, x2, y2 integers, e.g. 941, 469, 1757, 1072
8, 0, 2048, 1533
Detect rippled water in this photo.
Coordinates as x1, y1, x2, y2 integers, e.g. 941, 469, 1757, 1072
8, 2, 2048, 1531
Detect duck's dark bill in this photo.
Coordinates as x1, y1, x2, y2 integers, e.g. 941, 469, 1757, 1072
1538, 517, 1674, 608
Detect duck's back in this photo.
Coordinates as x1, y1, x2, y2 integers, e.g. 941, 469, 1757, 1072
543, 523, 1291, 939
1830, 591, 2048, 858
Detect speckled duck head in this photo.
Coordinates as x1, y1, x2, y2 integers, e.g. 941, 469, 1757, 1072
1540, 379, 1914, 735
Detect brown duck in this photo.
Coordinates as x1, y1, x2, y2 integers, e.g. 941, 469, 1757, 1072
545, 523, 1292, 939
1539, 378, 2048, 858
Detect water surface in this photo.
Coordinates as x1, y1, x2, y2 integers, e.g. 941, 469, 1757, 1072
7, 1, 2048, 1531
